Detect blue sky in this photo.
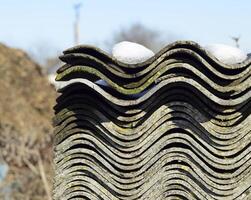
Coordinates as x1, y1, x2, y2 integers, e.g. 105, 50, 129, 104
1, 0, 251, 56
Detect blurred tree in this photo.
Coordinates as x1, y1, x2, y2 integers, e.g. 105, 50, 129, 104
106, 23, 179, 53
28, 41, 60, 74
45, 57, 62, 74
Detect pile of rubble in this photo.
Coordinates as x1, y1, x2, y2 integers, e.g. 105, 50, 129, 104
0, 43, 56, 199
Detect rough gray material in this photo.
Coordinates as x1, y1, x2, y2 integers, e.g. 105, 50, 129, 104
53, 41, 251, 200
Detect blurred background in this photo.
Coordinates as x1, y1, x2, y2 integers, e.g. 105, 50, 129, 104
0, 0, 250, 199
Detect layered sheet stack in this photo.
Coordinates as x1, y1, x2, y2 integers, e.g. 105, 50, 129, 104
53, 41, 251, 200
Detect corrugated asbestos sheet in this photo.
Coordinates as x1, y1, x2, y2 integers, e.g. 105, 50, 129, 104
53, 41, 251, 200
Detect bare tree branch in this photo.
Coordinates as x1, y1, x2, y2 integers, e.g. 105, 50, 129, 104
106, 23, 179, 53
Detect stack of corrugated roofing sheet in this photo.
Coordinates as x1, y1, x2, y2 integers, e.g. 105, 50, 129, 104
53, 41, 251, 200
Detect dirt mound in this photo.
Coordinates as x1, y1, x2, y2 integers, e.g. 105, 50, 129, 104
0, 43, 57, 199
0, 43, 56, 139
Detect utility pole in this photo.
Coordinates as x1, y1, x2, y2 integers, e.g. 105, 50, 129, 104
231, 35, 240, 48
74, 3, 82, 45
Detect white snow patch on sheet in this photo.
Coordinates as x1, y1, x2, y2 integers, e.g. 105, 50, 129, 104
48, 74, 56, 85
204, 44, 247, 65
112, 41, 154, 64
95, 79, 109, 87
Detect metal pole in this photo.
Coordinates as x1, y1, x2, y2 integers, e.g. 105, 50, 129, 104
74, 3, 82, 45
